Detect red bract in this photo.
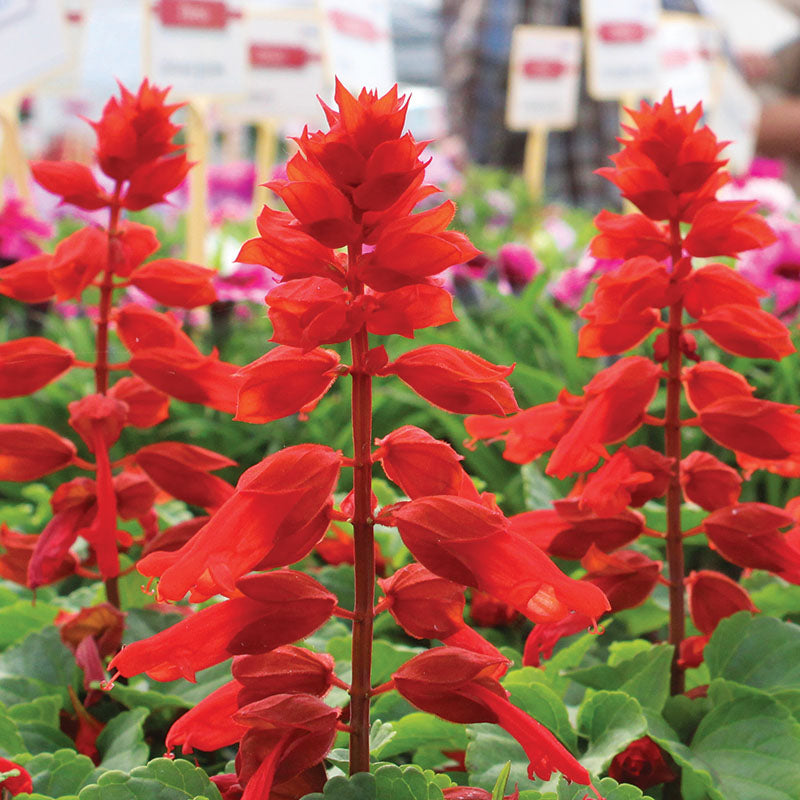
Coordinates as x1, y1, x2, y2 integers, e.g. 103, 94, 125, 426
608, 737, 676, 791
381, 345, 518, 416
0, 338, 74, 397
128, 258, 218, 308
680, 452, 741, 510
49, 227, 108, 300
685, 570, 758, 636
0, 424, 76, 480
30, 160, 109, 209
0, 253, 55, 303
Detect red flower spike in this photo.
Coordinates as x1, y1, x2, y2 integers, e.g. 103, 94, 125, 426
546, 357, 662, 479
133, 442, 235, 511
698, 396, 800, 460
237, 207, 342, 283
31, 160, 110, 209
0, 424, 76, 480
682, 361, 755, 412
232, 646, 336, 703
129, 259, 218, 308
138, 444, 339, 601
704, 503, 800, 583
683, 200, 776, 257
166, 680, 246, 754
0, 338, 74, 398
0, 757, 33, 796
264, 277, 359, 351
510, 499, 645, 560
685, 570, 758, 636
92, 78, 183, 182
366, 283, 458, 337
395, 496, 610, 623
50, 226, 109, 301
109, 571, 336, 681
680, 452, 741, 510
393, 648, 596, 791
590, 210, 670, 260
235, 345, 342, 424
0, 253, 55, 303
378, 563, 466, 639
108, 376, 169, 428
234, 693, 339, 800
383, 344, 518, 416
129, 347, 239, 413
374, 425, 481, 501
608, 737, 676, 791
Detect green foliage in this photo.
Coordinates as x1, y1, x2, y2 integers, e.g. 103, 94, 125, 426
302, 764, 451, 800
14, 749, 100, 798
95, 709, 150, 772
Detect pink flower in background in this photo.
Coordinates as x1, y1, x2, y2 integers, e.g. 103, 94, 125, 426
496, 243, 541, 292
720, 157, 797, 215
542, 211, 577, 251
738, 216, 800, 318
0, 196, 52, 261
213, 264, 277, 304
549, 249, 622, 309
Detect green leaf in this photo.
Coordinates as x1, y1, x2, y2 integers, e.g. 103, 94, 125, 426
0, 628, 79, 703
504, 675, 577, 751
327, 638, 422, 685
96, 708, 150, 772
8, 696, 60, 727
301, 771, 376, 800
372, 764, 447, 800
688, 680, 800, 800
15, 748, 99, 797
369, 720, 396, 754
0, 702, 25, 758
466, 724, 535, 792
575, 691, 647, 775
0, 677, 57, 710
557, 775, 655, 799
542, 634, 595, 697
16, 721, 75, 755
567, 645, 673, 712
492, 762, 512, 800
107, 682, 191, 714
704, 612, 800, 693
375, 713, 467, 760
0, 601, 59, 648
521, 463, 556, 510
77, 757, 223, 800
122, 609, 188, 645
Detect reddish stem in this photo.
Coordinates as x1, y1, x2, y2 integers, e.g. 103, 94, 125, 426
97, 183, 123, 609
347, 242, 375, 775
665, 218, 686, 696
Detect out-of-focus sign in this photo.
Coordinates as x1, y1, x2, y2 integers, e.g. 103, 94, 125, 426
583, 0, 660, 99
321, 0, 394, 94
657, 13, 722, 111
0, 0, 68, 94
146, 0, 247, 97
506, 25, 582, 131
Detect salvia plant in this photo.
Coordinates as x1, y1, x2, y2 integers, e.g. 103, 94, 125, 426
0, 80, 241, 619
99, 81, 616, 799
467, 93, 800, 793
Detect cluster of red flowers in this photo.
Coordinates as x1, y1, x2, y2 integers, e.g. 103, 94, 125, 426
0, 81, 237, 625
467, 93, 792, 715
106, 82, 607, 799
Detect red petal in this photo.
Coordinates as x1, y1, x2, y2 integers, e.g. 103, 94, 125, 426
31, 160, 109, 209
130, 259, 218, 308
0, 338, 74, 397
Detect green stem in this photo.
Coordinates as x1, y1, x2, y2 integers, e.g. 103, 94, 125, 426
665, 218, 685, 696
347, 242, 375, 774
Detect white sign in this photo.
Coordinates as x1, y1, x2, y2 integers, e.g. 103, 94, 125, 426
657, 13, 721, 111
239, 12, 325, 122
707, 63, 760, 174
146, 0, 248, 98
583, 0, 660, 100
321, 0, 394, 95
0, 0, 68, 94
506, 25, 582, 131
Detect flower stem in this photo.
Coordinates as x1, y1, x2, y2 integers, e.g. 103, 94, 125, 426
348, 243, 375, 774
665, 219, 685, 696
97, 183, 123, 609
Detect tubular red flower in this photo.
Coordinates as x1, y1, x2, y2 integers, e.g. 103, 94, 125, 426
685, 570, 758, 636
31, 160, 110, 209
382, 344, 518, 416
608, 736, 676, 791
682, 263, 766, 318
682, 361, 755, 412
680, 452, 741, 510
0, 757, 33, 796
393, 649, 595, 789
0, 338, 74, 398
0, 424, 76, 481
693, 305, 794, 360
0, 253, 55, 303
129, 259, 218, 308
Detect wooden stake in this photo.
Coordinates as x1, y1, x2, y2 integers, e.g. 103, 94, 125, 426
0, 92, 31, 203
252, 119, 277, 221
186, 100, 210, 264
522, 126, 548, 202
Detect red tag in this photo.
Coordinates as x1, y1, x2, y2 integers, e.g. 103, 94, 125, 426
329, 10, 382, 41
249, 43, 318, 69
597, 21, 649, 43
157, 0, 231, 30
521, 59, 567, 79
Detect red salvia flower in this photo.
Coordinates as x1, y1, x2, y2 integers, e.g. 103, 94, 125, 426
686, 570, 758, 636
608, 737, 676, 790
0, 757, 33, 797
680, 452, 741, 510
0, 338, 75, 398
